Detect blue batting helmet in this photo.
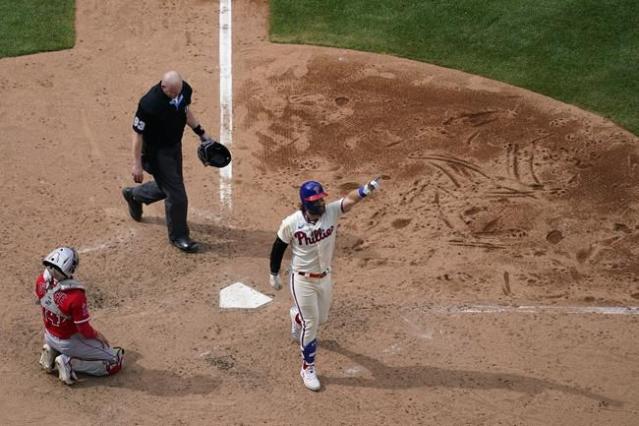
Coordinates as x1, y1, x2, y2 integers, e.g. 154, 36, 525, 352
299, 180, 328, 205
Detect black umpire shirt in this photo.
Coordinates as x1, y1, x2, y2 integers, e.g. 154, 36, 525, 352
132, 81, 193, 155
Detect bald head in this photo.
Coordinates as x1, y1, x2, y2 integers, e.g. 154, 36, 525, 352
160, 70, 183, 98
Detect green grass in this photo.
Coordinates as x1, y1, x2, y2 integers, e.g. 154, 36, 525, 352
0, 0, 75, 58
270, 0, 639, 135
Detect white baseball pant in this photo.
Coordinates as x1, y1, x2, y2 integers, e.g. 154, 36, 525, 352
44, 330, 121, 376
289, 271, 333, 347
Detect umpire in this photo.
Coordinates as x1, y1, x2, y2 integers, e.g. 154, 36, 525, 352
122, 70, 211, 253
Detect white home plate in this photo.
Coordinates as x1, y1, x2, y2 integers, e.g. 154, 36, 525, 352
219, 282, 272, 309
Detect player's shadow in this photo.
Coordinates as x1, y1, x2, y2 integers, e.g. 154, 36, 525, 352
321, 340, 622, 406
75, 350, 220, 396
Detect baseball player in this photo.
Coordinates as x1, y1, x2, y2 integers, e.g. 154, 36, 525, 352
269, 177, 381, 391
35, 247, 124, 385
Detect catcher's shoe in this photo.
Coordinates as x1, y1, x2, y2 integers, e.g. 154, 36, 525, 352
289, 306, 301, 342
122, 187, 142, 222
54, 354, 78, 385
107, 347, 125, 375
39, 344, 58, 373
300, 364, 320, 391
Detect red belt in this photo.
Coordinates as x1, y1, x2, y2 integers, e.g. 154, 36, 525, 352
297, 271, 328, 278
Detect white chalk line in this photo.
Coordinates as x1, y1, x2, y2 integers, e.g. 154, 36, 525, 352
77, 227, 137, 254
219, 0, 233, 210
423, 304, 639, 315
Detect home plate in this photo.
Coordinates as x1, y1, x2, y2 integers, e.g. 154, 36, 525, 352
219, 282, 272, 309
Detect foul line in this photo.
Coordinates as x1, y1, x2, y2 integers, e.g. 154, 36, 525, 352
219, 0, 233, 210
425, 304, 639, 315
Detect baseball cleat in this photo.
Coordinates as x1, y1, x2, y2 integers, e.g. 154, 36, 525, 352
54, 354, 77, 385
289, 306, 301, 342
300, 365, 321, 391
113, 346, 125, 360
107, 347, 125, 375
38, 344, 57, 373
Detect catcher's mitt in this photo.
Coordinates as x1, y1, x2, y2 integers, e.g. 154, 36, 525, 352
198, 137, 231, 168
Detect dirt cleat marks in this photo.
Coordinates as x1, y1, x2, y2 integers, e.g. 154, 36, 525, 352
502, 271, 512, 295
391, 218, 412, 229
430, 163, 460, 188
546, 230, 563, 244
448, 239, 506, 250
335, 96, 349, 106
465, 130, 481, 145
443, 109, 502, 127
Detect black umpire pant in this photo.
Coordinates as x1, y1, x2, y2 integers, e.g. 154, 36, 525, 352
132, 145, 189, 241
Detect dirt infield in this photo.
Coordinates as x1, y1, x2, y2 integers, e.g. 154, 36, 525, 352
1, 1, 638, 424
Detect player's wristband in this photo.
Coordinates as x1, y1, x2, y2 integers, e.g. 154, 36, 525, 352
192, 124, 206, 137
358, 186, 368, 198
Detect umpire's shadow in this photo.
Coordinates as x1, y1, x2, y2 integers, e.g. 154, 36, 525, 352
141, 216, 273, 256
142, 216, 277, 257
321, 340, 621, 406
75, 350, 220, 396
141, 216, 374, 259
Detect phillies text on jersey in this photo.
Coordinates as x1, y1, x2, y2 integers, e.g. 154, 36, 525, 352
277, 199, 344, 273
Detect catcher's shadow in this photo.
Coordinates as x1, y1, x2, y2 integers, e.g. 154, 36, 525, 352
75, 350, 220, 396
321, 340, 621, 406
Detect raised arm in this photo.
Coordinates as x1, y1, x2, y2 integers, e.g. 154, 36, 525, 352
341, 177, 381, 213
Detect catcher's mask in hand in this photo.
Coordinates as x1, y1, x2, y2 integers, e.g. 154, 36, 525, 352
198, 138, 232, 168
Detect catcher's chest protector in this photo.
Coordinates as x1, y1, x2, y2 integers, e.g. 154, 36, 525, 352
40, 279, 85, 319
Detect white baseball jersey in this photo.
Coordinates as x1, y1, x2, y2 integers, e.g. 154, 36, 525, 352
277, 199, 344, 273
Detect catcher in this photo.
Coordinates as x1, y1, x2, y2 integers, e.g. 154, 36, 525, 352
269, 177, 381, 391
35, 247, 124, 385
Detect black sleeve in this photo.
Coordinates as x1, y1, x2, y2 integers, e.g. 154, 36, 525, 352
132, 101, 152, 134
270, 236, 288, 275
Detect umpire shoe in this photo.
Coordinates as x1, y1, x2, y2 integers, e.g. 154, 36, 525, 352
54, 354, 78, 385
122, 187, 142, 222
171, 237, 199, 253
300, 364, 321, 391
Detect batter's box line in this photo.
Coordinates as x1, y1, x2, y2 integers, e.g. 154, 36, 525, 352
422, 304, 639, 315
